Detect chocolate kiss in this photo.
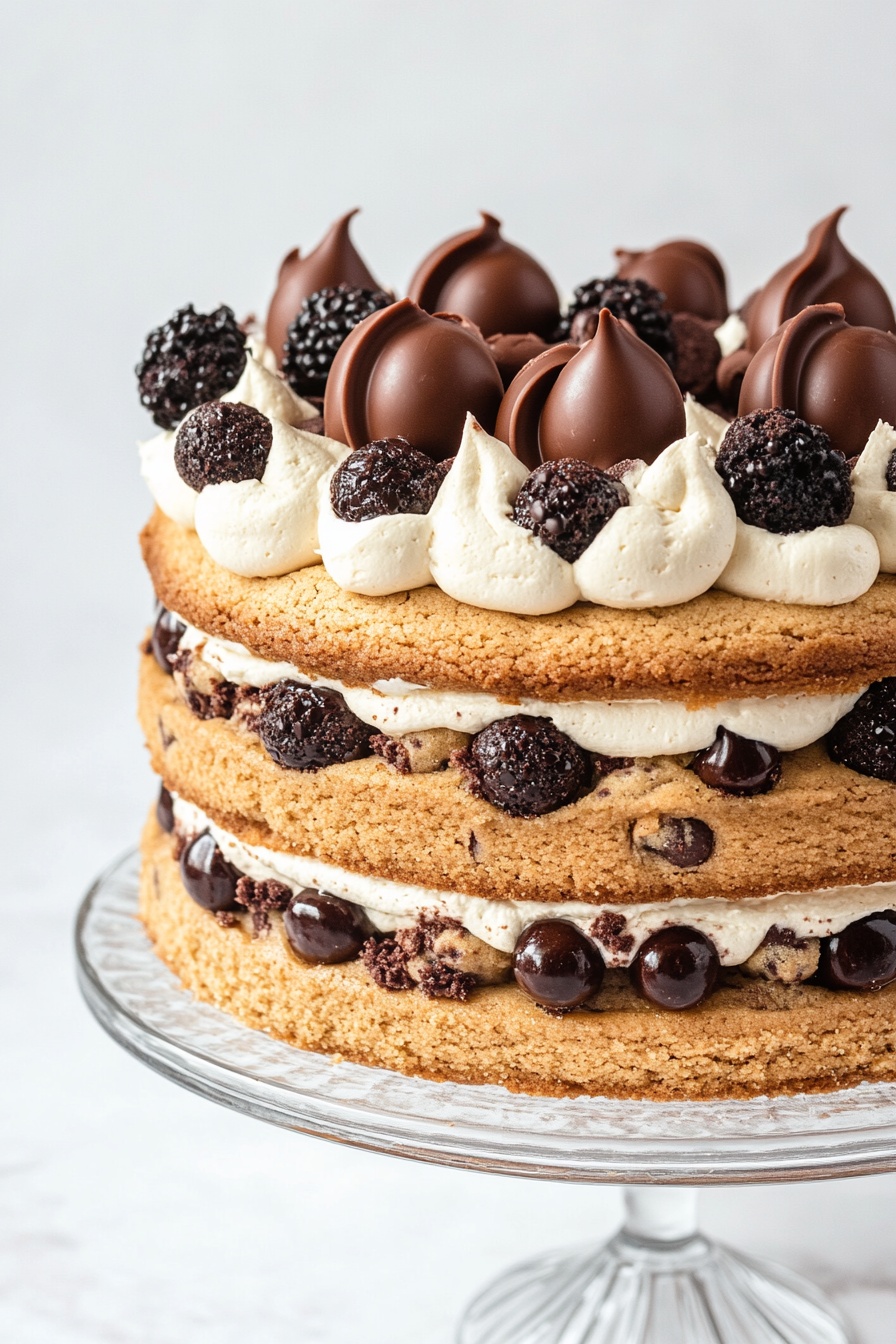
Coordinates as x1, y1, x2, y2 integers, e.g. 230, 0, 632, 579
746, 207, 895, 352
323, 298, 504, 461
739, 302, 896, 459
615, 239, 728, 322
495, 309, 686, 471
407, 212, 561, 340
264, 210, 382, 365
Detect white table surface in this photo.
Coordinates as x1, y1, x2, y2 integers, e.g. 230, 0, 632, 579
6, 3, 896, 1338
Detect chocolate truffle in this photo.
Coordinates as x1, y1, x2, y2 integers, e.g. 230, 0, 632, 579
323, 299, 504, 461
615, 239, 729, 322
407, 212, 561, 340
495, 308, 686, 471
746, 207, 895, 352
265, 210, 383, 365
738, 303, 896, 460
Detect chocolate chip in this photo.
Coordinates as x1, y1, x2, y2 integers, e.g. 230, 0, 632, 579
179, 832, 241, 913
691, 727, 782, 796
283, 889, 372, 963
633, 815, 715, 868
174, 400, 273, 491
256, 681, 372, 771
156, 785, 175, 834
819, 911, 896, 991
330, 437, 443, 521
150, 606, 185, 674
512, 459, 628, 563
630, 926, 720, 1010
455, 715, 591, 817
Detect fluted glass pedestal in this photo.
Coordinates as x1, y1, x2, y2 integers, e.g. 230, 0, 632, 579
77, 852, 896, 1344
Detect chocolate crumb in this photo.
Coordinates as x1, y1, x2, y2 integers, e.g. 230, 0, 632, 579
215, 910, 239, 928
468, 830, 482, 862
590, 911, 635, 957
234, 875, 292, 936
759, 924, 808, 950
361, 937, 415, 990
371, 733, 412, 774
394, 913, 462, 960
416, 961, 476, 1001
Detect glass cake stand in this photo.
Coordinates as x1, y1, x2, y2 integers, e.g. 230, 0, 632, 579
76, 851, 896, 1344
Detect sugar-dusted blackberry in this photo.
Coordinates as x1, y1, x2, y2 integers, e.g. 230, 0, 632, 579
256, 681, 372, 771
136, 304, 246, 429
828, 679, 896, 782
558, 276, 674, 361
282, 284, 392, 396
715, 408, 853, 533
512, 459, 628, 563
174, 401, 273, 492
330, 437, 443, 521
886, 445, 896, 492
456, 715, 591, 817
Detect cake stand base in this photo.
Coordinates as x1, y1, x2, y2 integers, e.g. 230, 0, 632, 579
458, 1189, 852, 1344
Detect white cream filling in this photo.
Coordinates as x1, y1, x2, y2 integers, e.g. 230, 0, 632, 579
714, 313, 748, 358
172, 797, 896, 967
174, 617, 863, 755
716, 518, 880, 606
849, 420, 896, 573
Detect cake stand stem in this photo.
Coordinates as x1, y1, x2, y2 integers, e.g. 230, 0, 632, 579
457, 1185, 855, 1344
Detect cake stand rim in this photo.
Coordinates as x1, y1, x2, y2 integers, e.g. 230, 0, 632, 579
74, 847, 896, 1186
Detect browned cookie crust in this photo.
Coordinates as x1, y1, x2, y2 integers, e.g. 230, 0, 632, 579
142, 509, 896, 704
140, 812, 896, 1101
140, 653, 896, 904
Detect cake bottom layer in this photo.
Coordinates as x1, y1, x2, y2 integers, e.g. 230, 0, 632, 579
140, 813, 896, 1101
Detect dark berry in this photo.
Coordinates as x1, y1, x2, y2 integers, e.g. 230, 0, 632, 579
887, 447, 896, 492
283, 889, 372, 964
156, 784, 175, 834
819, 912, 896, 991
256, 681, 371, 771
282, 284, 392, 396
511, 459, 628, 563
631, 926, 720, 1010
174, 401, 272, 491
634, 816, 715, 868
136, 304, 246, 430
459, 715, 591, 817
151, 606, 185, 674
513, 920, 604, 1009
558, 277, 674, 362
691, 728, 782, 796
330, 438, 443, 521
715, 408, 853, 533
669, 312, 720, 397
827, 680, 896, 782
179, 832, 241, 912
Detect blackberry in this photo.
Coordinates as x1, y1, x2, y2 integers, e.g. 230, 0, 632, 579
174, 401, 273, 491
558, 276, 674, 362
330, 438, 442, 521
136, 304, 246, 430
828, 680, 896, 782
256, 681, 371, 771
455, 715, 591, 817
512, 459, 627, 563
282, 284, 392, 396
715, 408, 853, 533
887, 446, 896, 492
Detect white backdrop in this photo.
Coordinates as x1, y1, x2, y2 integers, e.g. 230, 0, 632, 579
4, 3, 896, 1340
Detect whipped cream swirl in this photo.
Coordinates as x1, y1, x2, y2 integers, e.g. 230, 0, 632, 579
849, 420, 896, 572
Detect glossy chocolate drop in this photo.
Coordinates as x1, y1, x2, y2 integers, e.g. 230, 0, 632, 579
408, 212, 561, 340
615, 239, 729, 322
323, 299, 504, 461
179, 831, 241, 912
496, 309, 686, 472
283, 889, 372, 964
746, 208, 895, 352
156, 784, 175, 834
819, 912, 896, 991
513, 920, 604, 1009
691, 728, 782, 796
631, 926, 720, 1010
739, 303, 896, 461
265, 211, 382, 364
151, 607, 185, 674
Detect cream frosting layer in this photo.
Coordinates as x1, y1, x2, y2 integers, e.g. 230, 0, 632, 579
173, 796, 896, 967
849, 420, 896, 573
175, 617, 863, 754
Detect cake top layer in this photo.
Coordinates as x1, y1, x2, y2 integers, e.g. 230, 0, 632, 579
136, 208, 896, 622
